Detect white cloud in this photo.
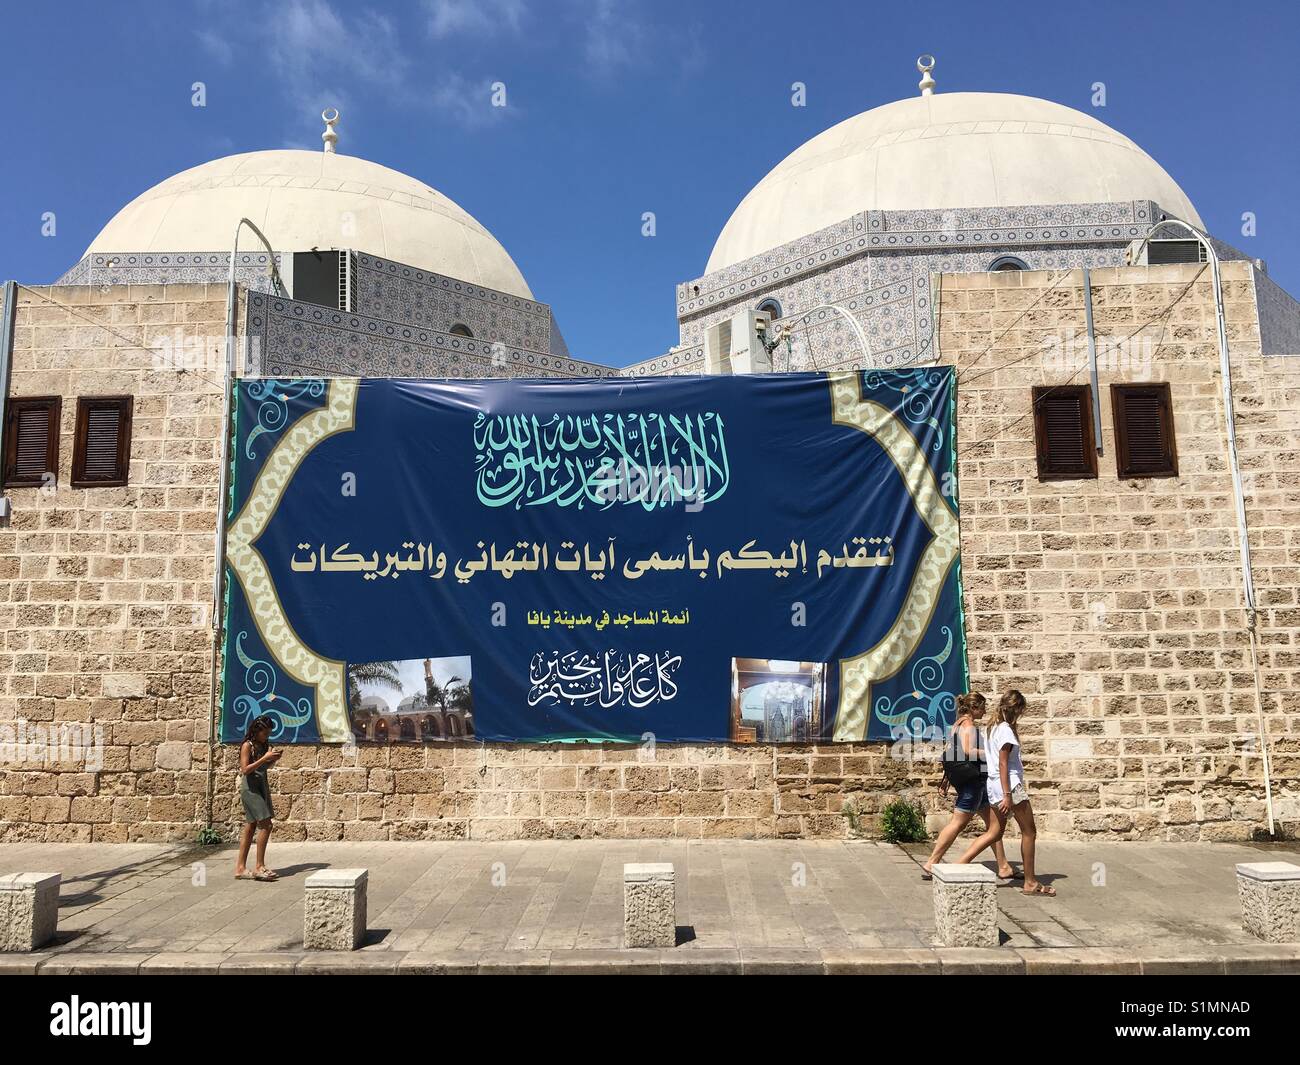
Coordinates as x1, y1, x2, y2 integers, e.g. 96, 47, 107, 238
271, 0, 410, 96
573, 1, 705, 85
196, 28, 234, 66
254, 0, 417, 139
198, 0, 687, 135
196, 0, 510, 136
425, 0, 528, 38
583, 0, 637, 78
427, 71, 511, 130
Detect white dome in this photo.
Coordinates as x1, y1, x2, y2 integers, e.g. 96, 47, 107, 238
706, 92, 1202, 273
86, 149, 533, 298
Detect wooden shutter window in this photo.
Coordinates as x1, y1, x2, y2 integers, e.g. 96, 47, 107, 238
72, 396, 133, 488
3, 396, 61, 488
1032, 385, 1097, 481
1112, 383, 1177, 478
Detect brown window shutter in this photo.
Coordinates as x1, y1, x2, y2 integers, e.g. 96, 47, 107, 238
3, 396, 61, 488
1032, 385, 1096, 481
1112, 383, 1177, 478
72, 396, 133, 487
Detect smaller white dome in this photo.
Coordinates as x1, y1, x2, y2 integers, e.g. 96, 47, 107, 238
707, 92, 1203, 273
86, 150, 533, 299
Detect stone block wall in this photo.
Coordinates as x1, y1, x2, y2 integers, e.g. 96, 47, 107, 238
941, 261, 1299, 841
2, 267, 1296, 843
206, 740, 907, 843
0, 284, 227, 842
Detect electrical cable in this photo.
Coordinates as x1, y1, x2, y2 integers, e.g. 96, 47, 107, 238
15, 282, 233, 395
956, 263, 1208, 458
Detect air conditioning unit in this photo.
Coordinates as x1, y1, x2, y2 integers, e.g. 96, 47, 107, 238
1146, 239, 1207, 265
704, 309, 773, 374
291, 249, 356, 310
1127, 238, 1207, 267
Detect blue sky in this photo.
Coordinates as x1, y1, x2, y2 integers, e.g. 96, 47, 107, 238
3, 0, 1298, 366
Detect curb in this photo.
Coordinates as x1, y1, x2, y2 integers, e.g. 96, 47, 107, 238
8, 944, 1300, 975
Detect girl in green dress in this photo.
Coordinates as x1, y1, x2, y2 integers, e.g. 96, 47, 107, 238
235, 715, 282, 881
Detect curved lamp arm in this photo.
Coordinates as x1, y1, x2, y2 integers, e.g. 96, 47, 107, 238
207, 216, 286, 829
229, 217, 288, 295
777, 301, 873, 370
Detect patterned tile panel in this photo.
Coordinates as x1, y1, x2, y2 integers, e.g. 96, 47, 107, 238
667, 200, 1233, 371
245, 292, 617, 380
677, 201, 1160, 315
353, 254, 552, 353
622, 345, 707, 376
681, 243, 1128, 370
54, 252, 282, 292
1254, 266, 1300, 357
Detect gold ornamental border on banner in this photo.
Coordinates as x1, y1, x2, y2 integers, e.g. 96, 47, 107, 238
224, 373, 956, 745
829, 371, 960, 742
226, 378, 359, 743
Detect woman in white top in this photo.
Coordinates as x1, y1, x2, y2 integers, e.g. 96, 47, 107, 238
920, 691, 1015, 881
956, 690, 1056, 896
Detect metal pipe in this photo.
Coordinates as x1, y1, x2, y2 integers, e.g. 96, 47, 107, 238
1081, 267, 1103, 453
205, 220, 282, 828
0, 281, 16, 520
1127, 219, 1274, 835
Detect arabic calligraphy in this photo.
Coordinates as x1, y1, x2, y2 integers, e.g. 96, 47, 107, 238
527, 608, 691, 630
473, 411, 730, 511
289, 535, 895, 583
527, 650, 683, 709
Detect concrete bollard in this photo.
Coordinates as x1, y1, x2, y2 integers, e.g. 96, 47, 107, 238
304, 868, 368, 951
931, 864, 998, 948
0, 872, 61, 952
624, 863, 676, 948
1236, 862, 1300, 944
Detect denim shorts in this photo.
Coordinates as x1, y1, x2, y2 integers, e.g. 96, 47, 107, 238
953, 778, 988, 813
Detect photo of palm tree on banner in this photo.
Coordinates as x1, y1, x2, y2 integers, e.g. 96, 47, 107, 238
347, 656, 474, 743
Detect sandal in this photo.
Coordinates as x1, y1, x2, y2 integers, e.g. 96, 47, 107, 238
1022, 883, 1056, 897
253, 869, 280, 882
234, 871, 254, 880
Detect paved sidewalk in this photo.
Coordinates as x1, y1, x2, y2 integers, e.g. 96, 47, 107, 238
1, 838, 1297, 974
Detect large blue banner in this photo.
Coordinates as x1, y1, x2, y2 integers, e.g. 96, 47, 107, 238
219, 370, 965, 745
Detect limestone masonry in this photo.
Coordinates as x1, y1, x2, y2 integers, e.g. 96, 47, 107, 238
4, 67, 1299, 844
1, 263, 1295, 842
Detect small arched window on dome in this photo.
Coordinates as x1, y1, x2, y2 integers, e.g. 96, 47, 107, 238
756, 297, 783, 321
450, 323, 474, 338
988, 255, 1030, 272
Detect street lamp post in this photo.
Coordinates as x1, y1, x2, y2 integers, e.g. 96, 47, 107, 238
204, 219, 287, 828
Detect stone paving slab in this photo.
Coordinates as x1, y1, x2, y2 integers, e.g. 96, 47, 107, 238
1, 838, 1299, 973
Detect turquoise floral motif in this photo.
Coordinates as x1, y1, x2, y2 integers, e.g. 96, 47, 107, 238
863, 368, 947, 453
872, 625, 956, 733
228, 631, 314, 741
243, 379, 327, 459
